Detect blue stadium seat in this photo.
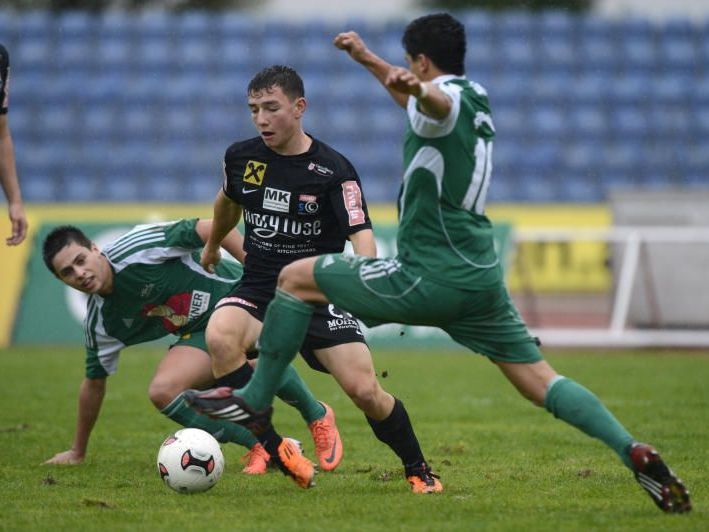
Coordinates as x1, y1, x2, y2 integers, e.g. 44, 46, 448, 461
658, 38, 698, 74
62, 175, 101, 202
576, 37, 619, 75
568, 107, 607, 139
19, 173, 60, 203
135, 11, 172, 38
97, 11, 134, 40
498, 37, 535, 68
613, 107, 650, 138
94, 38, 133, 72
15, 12, 53, 40
537, 11, 576, 36
495, 11, 535, 39
56, 11, 96, 39
608, 74, 650, 105
558, 172, 604, 202
651, 74, 692, 104
176, 11, 215, 38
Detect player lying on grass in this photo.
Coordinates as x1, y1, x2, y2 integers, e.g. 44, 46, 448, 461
189, 65, 439, 492
186, 14, 691, 512
41, 219, 339, 484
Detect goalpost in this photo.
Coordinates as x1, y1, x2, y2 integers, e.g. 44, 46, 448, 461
513, 226, 709, 348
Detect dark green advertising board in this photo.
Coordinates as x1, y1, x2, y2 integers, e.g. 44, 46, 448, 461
13, 221, 511, 349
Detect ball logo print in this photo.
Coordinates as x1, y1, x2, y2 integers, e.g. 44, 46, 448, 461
156, 428, 224, 494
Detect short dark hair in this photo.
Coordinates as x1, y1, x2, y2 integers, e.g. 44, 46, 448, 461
402, 13, 466, 76
247, 65, 305, 100
43, 225, 92, 275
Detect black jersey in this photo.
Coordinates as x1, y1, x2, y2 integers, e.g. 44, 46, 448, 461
223, 135, 372, 292
0, 44, 9, 114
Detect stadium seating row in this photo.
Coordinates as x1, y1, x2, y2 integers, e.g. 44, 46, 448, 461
1, 9, 707, 202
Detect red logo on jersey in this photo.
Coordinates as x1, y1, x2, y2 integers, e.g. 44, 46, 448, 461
341, 181, 365, 226
143, 293, 191, 333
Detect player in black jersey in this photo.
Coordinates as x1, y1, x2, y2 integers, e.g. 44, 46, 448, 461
187, 66, 439, 492
0, 43, 27, 246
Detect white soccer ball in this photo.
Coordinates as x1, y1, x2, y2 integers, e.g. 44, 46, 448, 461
157, 428, 225, 494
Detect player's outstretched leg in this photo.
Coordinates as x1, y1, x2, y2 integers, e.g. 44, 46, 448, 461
308, 402, 343, 471
183, 387, 273, 435
629, 443, 691, 513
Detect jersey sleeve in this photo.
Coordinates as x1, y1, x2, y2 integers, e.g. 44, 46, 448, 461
329, 159, 372, 236
222, 146, 242, 202
84, 297, 124, 379
103, 218, 203, 267
0, 44, 9, 115
406, 81, 462, 139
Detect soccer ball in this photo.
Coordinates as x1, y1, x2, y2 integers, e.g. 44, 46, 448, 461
157, 428, 225, 494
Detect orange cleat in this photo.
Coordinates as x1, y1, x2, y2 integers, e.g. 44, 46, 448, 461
308, 402, 343, 471
272, 438, 316, 489
405, 462, 443, 494
241, 443, 270, 475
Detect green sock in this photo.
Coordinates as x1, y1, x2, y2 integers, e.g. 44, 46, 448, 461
545, 376, 635, 468
161, 393, 258, 450
276, 365, 326, 424
241, 289, 314, 411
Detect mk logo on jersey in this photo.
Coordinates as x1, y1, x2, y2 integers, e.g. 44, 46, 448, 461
243, 160, 267, 186
263, 187, 291, 213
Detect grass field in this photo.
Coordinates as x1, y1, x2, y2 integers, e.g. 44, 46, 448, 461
1, 346, 707, 531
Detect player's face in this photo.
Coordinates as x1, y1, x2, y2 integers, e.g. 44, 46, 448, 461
248, 85, 305, 152
405, 53, 426, 80
52, 241, 112, 295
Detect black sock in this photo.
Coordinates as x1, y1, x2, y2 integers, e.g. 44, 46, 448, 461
215, 362, 254, 388
366, 398, 425, 470
256, 425, 283, 457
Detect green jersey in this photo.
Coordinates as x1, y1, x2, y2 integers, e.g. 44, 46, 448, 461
397, 75, 502, 290
83, 219, 242, 378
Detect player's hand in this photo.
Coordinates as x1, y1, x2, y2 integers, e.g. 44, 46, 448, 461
385, 67, 424, 96
43, 449, 84, 465
6, 201, 27, 246
200, 246, 221, 273
334, 31, 370, 63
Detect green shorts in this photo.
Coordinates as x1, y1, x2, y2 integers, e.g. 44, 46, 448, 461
170, 330, 208, 352
314, 254, 542, 364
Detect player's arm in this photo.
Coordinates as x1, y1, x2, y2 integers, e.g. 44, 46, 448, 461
195, 218, 246, 264
0, 115, 27, 246
334, 31, 409, 109
385, 67, 452, 121
44, 377, 106, 465
348, 228, 376, 258
201, 189, 243, 273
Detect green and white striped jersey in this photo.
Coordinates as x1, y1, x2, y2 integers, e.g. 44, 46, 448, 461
83, 219, 242, 378
397, 75, 503, 290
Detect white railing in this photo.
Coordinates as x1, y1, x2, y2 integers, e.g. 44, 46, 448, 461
514, 226, 709, 347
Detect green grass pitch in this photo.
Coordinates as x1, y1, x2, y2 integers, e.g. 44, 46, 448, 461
1, 346, 707, 531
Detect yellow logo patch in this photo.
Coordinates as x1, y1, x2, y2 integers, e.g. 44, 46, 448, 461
243, 160, 267, 186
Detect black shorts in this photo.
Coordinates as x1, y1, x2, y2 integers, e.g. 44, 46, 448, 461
215, 285, 367, 373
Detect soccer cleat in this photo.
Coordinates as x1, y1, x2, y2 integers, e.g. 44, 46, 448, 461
183, 387, 273, 436
308, 402, 343, 471
405, 462, 443, 494
241, 443, 270, 475
270, 437, 317, 489
629, 443, 691, 513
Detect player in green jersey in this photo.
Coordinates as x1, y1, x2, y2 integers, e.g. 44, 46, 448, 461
41, 218, 333, 487
186, 14, 691, 511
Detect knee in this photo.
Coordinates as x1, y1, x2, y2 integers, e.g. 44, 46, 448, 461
206, 323, 244, 363
276, 262, 302, 293
148, 380, 181, 410
342, 377, 383, 412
